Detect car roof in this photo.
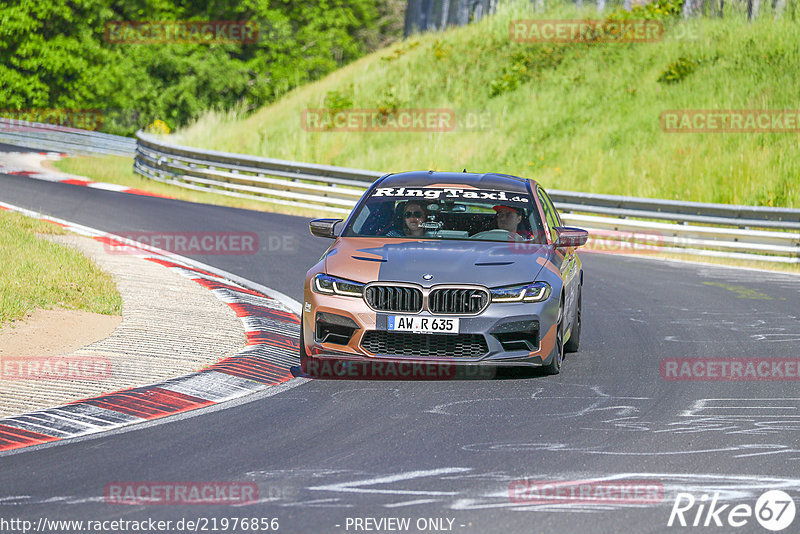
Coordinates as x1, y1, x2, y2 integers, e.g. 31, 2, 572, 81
376, 171, 538, 193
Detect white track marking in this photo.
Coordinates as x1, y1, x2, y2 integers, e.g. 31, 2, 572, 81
384, 499, 441, 508
308, 468, 472, 496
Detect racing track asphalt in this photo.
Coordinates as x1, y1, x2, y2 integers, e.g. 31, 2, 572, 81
2, 169, 800, 534
0, 142, 46, 153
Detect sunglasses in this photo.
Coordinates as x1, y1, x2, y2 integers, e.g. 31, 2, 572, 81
404, 211, 424, 219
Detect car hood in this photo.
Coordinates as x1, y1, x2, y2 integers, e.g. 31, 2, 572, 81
324, 237, 552, 287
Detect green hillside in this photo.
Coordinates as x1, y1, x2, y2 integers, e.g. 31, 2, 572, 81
175, 0, 800, 208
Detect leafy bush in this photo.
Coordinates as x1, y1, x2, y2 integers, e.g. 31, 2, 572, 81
608, 0, 685, 20
376, 87, 402, 116
381, 40, 421, 62
324, 89, 355, 112
489, 48, 563, 97
490, 52, 532, 97
657, 56, 700, 83
145, 119, 171, 135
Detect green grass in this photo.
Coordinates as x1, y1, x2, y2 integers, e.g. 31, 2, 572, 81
0, 210, 122, 325
170, 1, 800, 208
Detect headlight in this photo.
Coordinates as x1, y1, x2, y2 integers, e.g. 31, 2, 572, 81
313, 273, 365, 297
490, 281, 551, 303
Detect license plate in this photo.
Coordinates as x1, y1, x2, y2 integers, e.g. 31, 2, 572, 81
388, 316, 459, 334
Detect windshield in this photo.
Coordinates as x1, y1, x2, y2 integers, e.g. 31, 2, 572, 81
343, 186, 547, 242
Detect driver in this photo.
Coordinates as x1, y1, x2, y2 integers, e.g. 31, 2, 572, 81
493, 205, 524, 233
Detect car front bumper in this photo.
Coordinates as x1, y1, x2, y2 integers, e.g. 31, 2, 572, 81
302, 289, 561, 368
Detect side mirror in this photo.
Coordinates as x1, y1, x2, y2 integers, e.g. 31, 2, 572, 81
554, 227, 589, 248
310, 218, 343, 239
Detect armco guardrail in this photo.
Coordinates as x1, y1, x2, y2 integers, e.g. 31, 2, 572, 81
0, 118, 135, 157
548, 190, 800, 230
135, 132, 376, 213
134, 131, 794, 264
133, 131, 800, 263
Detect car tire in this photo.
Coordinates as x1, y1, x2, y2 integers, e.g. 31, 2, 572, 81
543, 299, 564, 375
564, 286, 581, 353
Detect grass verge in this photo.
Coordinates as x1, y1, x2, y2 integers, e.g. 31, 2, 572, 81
0, 209, 122, 326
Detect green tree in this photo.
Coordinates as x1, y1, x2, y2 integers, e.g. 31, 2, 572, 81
0, 0, 387, 134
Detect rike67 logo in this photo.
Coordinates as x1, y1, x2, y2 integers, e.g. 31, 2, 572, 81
668, 490, 796, 531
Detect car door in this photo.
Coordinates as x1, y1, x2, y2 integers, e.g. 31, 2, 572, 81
537, 187, 579, 328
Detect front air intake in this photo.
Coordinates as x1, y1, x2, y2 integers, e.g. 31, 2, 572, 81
361, 331, 488, 358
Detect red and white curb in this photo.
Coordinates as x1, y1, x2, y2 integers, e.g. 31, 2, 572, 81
0, 201, 301, 453
0, 151, 171, 199
0, 150, 66, 157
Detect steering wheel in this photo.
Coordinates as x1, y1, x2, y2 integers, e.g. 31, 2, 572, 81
470, 229, 525, 242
